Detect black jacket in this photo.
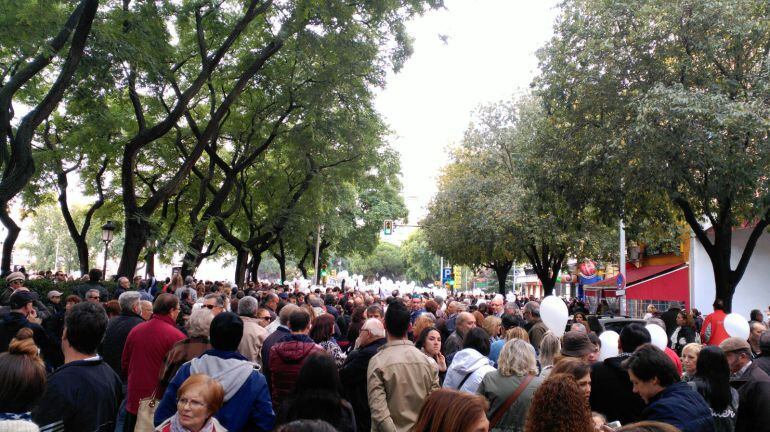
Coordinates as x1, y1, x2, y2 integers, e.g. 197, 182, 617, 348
99, 311, 145, 380
32, 358, 123, 432
731, 362, 770, 432
0, 311, 62, 369
755, 354, 770, 377
340, 337, 386, 432
590, 355, 646, 425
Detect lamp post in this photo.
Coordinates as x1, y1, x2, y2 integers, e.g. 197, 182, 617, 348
101, 221, 116, 279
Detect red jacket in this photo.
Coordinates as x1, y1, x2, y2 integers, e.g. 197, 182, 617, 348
268, 334, 323, 410
701, 310, 729, 347
122, 314, 185, 414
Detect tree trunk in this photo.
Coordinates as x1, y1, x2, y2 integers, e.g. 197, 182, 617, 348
0, 206, 20, 276
181, 226, 207, 277
492, 260, 513, 296
145, 246, 155, 278
249, 252, 261, 283
274, 238, 287, 283
234, 249, 249, 287
710, 224, 736, 312
117, 216, 148, 279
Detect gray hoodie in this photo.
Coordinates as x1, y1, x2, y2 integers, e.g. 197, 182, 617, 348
442, 348, 496, 394
190, 354, 255, 401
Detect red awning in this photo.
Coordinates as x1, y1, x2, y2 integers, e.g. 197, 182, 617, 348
591, 263, 684, 287
626, 266, 690, 310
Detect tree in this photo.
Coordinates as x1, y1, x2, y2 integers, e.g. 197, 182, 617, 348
535, 0, 770, 311
0, 0, 98, 274
349, 242, 405, 281
400, 230, 440, 285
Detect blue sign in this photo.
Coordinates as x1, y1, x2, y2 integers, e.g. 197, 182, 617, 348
616, 273, 626, 289
442, 267, 452, 283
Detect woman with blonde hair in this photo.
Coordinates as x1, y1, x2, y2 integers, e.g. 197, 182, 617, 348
482, 315, 502, 342
505, 327, 529, 343
478, 339, 542, 432
681, 342, 702, 381
155, 374, 226, 432
538, 331, 561, 378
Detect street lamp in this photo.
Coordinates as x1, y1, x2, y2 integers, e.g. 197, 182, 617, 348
101, 221, 116, 279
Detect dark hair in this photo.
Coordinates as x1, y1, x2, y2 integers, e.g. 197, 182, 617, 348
750, 309, 763, 322
619, 323, 651, 353
309, 314, 336, 343
463, 327, 491, 356
622, 344, 680, 387
88, 268, 103, 282
274, 420, 338, 432
412, 388, 489, 432
104, 300, 120, 317
416, 326, 440, 350
64, 302, 108, 354
365, 305, 382, 318
424, 300, 439, 315
0, 330, 46, 413
289, 310, 311, 332
153, 293, 179, 315
209, 312, 244, 351
282, 353, 345, 428
384, 301, 410, 338
713, 299, 725, 311
693, 346, 732, 412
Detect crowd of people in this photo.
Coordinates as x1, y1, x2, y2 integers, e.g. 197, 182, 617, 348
1, 267, 770, 432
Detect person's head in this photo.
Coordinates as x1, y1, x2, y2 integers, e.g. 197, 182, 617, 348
410, 295, 423, 311
489, 295, 504, 315
63, 301, 109, 356
646, 305, 657, 314
692, 345, 733, 413
570, 322, 587, 333
539, 331, 561, 367
293, 352, 342, 396
761, 330, 770, 355
416, 327, 442, 356
309, 314, 336, 343
85, 288, 102, 303
424, 300, 439, 315
209, 312, 243, 351
551, 358, 592, 400
498, 339, 538, 377
676, 311, 695, 328
88, 268, 102, 282
289, 309, 312, 334
264, 293, 279, 311
527, 374, 594, 432
523, 301, 541, 322
140, 300, 153, 320
561, 331, 595, 361
750, 309, 764, 323
9, 290, 36, 317
358, 318, 385, 348
0, 328, 46, 413
456, 311, 476, 336
365, 305, 383, 321
749, 321, 767, 345
255, 307, 272, 327
619, 323, 651, 354
187, 308, 215, 338
679, 343, 701, 377
154, 293, 180, 319
412, 388, 489, 432
175, 374, 225, 432
615, 421, 682, 432
104, 300, 121, 318
279, 303, 300, 326
47, 290, 62, 304
118, 291, 141, 316
463, 327, 491, 356
384, 300, 410, 339
712, 299, 725, 311
412, 313, 436, 341
202, 294, 225, 316
505, 326, 530, 343
118, 277, 130, 289
573, 312, 586, 324
719, 337, 752, 374
482, 315, 502, 339
622, 344, 680, 403
237, 295, 258, 318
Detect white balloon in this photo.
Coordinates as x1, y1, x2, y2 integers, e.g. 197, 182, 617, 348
724, 313, 750, 340
540, 296, 569, 337
646, 324, 668, 350
598, 330, 620, 361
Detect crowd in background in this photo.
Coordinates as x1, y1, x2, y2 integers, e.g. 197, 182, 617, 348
0, 267, 770, 432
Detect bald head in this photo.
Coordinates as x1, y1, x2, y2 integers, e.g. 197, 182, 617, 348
278, 303, 300, 325
362, 318, 385, 338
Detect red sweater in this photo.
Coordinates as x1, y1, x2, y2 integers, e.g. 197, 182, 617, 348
701, 310, 729, 347
122, 314, 185, 414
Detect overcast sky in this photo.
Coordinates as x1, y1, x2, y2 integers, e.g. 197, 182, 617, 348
375, 0, 560, 243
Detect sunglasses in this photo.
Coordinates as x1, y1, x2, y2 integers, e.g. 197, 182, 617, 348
258, 316, 271, 320
202, 304, 218, 310
88, 296, 100, 300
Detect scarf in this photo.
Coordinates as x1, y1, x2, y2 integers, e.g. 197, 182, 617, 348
0, 412, 32, 421
169, 413, 219, 432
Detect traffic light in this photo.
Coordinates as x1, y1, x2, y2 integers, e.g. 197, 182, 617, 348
383, 220, 393, 235
448, 269, 455, 287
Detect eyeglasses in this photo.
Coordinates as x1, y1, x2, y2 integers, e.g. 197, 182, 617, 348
10, 280, 22, 284
177, 397, 206, 409
88, 296, 100, 300
202, 304, 217, 310
257, 315, 271, 320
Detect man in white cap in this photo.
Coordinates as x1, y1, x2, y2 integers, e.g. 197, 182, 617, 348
0, 271, 26, 306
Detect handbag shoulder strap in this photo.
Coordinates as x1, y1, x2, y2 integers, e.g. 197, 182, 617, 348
489, 374, 535, 429
456, 370, 474, 390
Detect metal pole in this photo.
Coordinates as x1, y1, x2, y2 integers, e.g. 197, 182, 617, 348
313, 224, 321, 285
102, 240, 110, 279
439, 256, 443, 288
619, 219, 627, 316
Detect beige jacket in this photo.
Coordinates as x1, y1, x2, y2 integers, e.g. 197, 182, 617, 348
367, 339, 440, 432
238, 316, 268, 369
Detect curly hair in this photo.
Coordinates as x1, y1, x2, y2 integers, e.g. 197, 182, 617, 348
525, 374, 593, 432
